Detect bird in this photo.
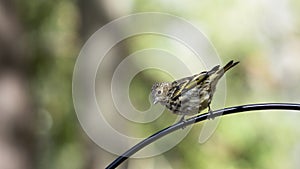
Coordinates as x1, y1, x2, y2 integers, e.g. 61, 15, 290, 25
151, 60, 239, 121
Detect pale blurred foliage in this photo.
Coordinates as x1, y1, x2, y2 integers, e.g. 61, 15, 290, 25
1, 0, 300, 169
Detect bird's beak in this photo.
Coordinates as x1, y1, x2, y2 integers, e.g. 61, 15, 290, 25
153, 99, 158, 104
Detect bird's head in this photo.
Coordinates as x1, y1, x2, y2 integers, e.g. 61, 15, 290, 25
151, 82, 171, 105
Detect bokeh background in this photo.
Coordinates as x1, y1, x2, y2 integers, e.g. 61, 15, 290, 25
1, 0, 300, 169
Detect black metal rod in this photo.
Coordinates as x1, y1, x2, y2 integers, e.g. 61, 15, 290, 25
105, 103, 300, 169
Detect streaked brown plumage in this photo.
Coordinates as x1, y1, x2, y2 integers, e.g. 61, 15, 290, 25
151, 60, 239, 120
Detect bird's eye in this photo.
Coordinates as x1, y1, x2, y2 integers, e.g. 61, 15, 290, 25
157, 90, 162, 94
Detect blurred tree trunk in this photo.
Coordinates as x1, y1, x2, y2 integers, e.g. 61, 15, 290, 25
77, 0, 129, 169
0, 1, 36, 169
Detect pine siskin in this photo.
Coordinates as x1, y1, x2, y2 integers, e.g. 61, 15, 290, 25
151, 60, 239, 121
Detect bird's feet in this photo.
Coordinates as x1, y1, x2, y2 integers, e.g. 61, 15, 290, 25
179, 115, 187, 129
207, 105, 215, 120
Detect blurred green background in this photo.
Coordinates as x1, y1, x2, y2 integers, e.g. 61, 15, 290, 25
1, 0, 300, 169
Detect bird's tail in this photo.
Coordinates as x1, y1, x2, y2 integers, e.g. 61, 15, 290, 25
221, 60, 239, 73
207, 60, 239, 76
208, 60, 239, 88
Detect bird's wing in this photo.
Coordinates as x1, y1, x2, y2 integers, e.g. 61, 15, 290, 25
170, 71, 208, 100
170, 65, 220, 100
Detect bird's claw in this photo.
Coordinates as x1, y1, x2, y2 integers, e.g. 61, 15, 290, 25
207, 105, 215, 120
179, 115, 187, 129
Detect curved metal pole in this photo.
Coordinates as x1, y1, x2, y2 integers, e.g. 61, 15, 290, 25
105, 103, 300, 169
